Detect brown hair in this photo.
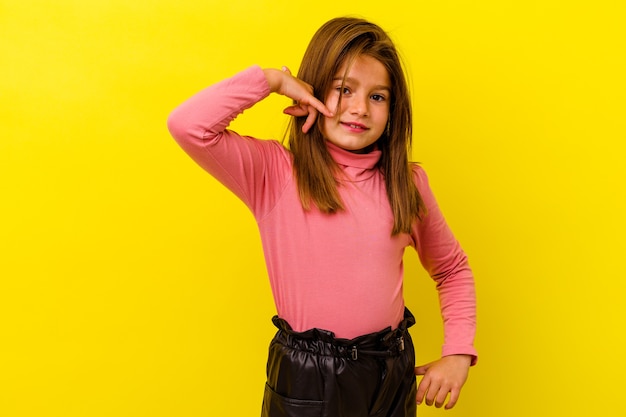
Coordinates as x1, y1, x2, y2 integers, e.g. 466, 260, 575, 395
288, 17, 425, 235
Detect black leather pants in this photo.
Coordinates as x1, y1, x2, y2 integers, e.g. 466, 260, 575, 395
261, 309, 417, 417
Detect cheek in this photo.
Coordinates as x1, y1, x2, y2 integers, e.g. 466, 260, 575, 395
321, 95, 340, 133
377, 111, 390, 130
320, 115, 332, 138
324, 95, 340, 114
324, 91, 343, 117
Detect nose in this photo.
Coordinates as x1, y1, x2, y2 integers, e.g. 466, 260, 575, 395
348, 94, 368, 117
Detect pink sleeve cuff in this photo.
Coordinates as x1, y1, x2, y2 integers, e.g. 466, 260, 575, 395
442, 345, 478, 366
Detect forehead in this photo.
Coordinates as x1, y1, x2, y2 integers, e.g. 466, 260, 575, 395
335, 55, 390, 86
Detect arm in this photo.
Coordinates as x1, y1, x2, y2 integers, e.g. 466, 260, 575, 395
410, 166, 477, 409
167, 66, 332, 215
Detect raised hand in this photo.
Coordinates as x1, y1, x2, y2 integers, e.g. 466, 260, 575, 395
263, 67, 333, 133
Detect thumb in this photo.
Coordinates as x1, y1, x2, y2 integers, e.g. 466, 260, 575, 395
414, 363, 431, 376
281, 66, 291, 75
283, 105, 308, 117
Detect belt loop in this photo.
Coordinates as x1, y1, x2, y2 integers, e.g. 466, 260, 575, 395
351, 346, 358, 360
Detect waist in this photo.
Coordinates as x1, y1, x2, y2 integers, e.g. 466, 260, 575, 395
271, 308, 415, 359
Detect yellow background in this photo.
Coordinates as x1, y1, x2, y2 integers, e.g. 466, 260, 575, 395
1, 1, 625, 416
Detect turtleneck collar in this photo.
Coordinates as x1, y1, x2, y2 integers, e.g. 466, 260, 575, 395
325, 140, 382, 182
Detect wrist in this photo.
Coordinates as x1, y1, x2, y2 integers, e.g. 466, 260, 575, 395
262, 68, 282, 94
445, 354, 473, 367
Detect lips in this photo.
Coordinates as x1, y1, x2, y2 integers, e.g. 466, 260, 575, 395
341, 121, 369, 132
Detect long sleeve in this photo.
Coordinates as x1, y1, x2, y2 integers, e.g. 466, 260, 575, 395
411, 167, 478, 365
167, 65, 292, 218
167, 66, 478, 346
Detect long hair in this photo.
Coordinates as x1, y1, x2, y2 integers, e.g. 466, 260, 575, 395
289, 17, 425, 235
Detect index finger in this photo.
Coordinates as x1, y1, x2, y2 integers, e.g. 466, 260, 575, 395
415, 375, 430, 405
302, 95, 333, 118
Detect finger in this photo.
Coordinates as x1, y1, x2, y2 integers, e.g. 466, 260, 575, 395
281, 74, 333, 118
414, 364, 430, 376
425, 384, 440, 407
415, 375, 429, 405
434, 387, 449, 408
306, 97, 334, 118
302, 106, 318, 133
284, 102, 330, 124
283, 105, 309, 117
424, 387, 439, 406
445, 388, 460, 410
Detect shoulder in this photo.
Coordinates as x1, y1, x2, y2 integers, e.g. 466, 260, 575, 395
410, 163, 431, 191
409, 163, 439, 212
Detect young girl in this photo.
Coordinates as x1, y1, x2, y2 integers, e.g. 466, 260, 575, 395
168, 17, 477, 417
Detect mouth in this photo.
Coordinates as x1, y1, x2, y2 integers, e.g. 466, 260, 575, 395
341, 121, 369, 131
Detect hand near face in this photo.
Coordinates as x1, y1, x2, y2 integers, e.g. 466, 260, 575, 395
414, 355, 472, 409
263, 67, 333, 133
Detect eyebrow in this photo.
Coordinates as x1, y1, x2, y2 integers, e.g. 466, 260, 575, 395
333, 77, 391, 92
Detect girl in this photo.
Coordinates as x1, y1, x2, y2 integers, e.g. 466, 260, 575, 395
168, 17, 477, 417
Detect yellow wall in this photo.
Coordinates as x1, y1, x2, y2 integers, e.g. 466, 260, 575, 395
1, 1, 624, 416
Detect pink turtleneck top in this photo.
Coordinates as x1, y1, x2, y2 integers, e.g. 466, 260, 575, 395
167, 66, 477, 362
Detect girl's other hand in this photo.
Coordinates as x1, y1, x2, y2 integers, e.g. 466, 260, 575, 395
263, 67, 333, 133
414, 354, 472, 409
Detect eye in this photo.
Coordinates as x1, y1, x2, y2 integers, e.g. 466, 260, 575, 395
371, 94, 386, 102
335, 86, 351, 95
